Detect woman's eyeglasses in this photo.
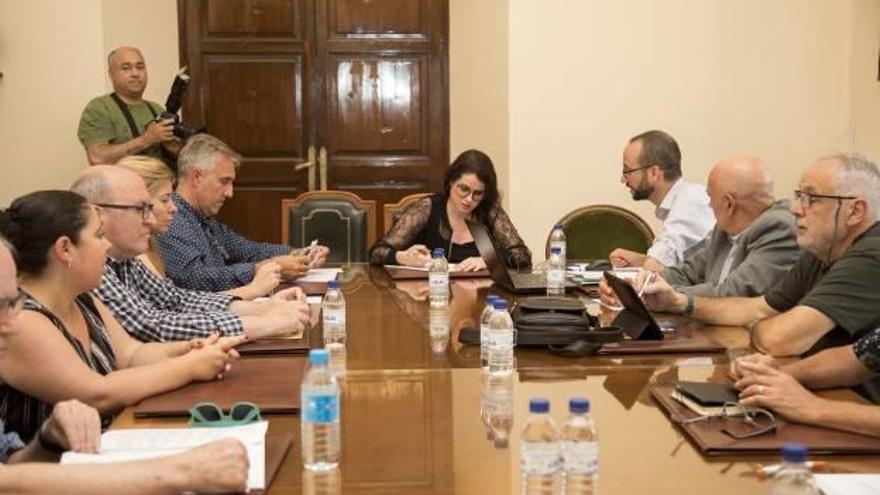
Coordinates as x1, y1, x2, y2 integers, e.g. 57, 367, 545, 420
453, 182, 485, 201
677, 401, 777, 440
188, 401, 262, 427
0, 290, 26, 319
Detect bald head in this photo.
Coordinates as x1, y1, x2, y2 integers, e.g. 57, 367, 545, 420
107, 46, 147, 100
108, 47, 143, 68
71, 165, 146, 204
707, 155, 775, 235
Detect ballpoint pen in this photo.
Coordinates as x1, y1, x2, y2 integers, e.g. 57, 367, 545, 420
637, 271, 657, 299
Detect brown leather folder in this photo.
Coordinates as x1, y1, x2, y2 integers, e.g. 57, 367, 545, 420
249, 432, 293, 495
135, 357, 308, 417
651, 384, 880, 456
598, 326, 725, 355
384, 265, 491, 280
237, 336, 310, 356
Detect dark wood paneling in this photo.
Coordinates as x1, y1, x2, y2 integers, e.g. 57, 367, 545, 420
329, 0, 425, 37
205, 0, 299, 36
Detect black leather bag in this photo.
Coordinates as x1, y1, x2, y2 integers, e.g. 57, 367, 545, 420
458, 297, 623, 357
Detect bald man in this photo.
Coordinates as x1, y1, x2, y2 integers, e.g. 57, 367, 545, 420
601, 156, 799, 302
77, 46, 181, 167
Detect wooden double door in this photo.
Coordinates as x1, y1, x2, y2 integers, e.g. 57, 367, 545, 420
178, 0, 449, 241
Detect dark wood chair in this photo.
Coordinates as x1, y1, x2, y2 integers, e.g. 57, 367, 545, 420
382, 193, 432, 234
281, 191, 377, 263
545, 204, 654, 260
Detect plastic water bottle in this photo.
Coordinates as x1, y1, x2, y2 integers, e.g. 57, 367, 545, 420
485, 372, 514, 449
428, 248, 449, 307
487, 299, 515, 376
428, 305, 450, 353
480, 295, 500, 369
547, 246, 566, 297
771, 443, 820, 495
301, 349, 340, 471
550, 222, 567, 267
321, 280, 346, 377
521, 398, 562, 494
562, 397, 598, 495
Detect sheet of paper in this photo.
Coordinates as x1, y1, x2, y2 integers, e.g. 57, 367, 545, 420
306, 295, 323, 304
61, 421, 268, 490
815, 474, 880, 495
385, 263, 465, 272
298, 268, 342, 282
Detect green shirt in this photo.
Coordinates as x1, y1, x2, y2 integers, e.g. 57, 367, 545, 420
764, 222, 880, 354
77, 94, 165, 160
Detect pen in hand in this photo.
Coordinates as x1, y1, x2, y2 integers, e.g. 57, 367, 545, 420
637, 271, 657, 299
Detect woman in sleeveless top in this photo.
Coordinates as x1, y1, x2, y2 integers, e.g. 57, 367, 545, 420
0, 191, 244, 441
369, 149, 532, 271
116, 155, 279, 299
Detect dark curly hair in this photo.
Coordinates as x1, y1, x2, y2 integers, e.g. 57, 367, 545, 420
441, 149, 500, 224
0, 190, 91, 275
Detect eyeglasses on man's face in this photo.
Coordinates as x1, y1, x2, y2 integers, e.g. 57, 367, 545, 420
0, 290, 26, 320
792, 190, 857, 210
453, 182, 485, 202
621, 164, 655, 177
95, 202, 154, 222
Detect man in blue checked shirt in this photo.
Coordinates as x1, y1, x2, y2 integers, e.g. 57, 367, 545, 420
155, 134, 330, 292
71, 166, 310, 342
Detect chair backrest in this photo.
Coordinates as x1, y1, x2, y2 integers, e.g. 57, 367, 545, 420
382, 193, 432, 233
281, 191, 377, 263
545, 204, 654, 260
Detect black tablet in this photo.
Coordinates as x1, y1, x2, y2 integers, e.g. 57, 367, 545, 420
603, 271, 664, 341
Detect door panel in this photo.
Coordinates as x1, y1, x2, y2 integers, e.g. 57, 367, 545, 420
329, 0, 425, 37
205, 0, 300, 36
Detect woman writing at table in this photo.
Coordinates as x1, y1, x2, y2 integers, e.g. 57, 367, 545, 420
370, 149, 532, 271
0, 190, 242, 442
117, 155, 282, 300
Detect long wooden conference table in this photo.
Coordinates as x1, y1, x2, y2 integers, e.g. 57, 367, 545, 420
114, 264, 880, 494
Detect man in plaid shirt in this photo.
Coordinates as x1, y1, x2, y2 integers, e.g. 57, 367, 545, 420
72, 166, 309, 342
156, 134, 330, 292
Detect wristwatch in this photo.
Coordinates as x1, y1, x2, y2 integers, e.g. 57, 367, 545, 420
683, 292, 695, 316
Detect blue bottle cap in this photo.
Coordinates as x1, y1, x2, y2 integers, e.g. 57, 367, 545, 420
551, 246, 562, 254
486, 294, 499, 303
781, 443, 808, 463
327, 280, 340, 289
432, 248, 445, 257
529, 398, 550, 414
492, 299, 508, 310
309, 349, 329, 365
554, 222, 564, 229
569, 397, 590, 413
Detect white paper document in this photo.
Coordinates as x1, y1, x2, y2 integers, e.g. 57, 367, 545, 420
61, 421, 269, 490
815, 474, 880, 495
298, 267, 342, 282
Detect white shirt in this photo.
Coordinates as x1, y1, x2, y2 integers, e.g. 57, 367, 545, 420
646, 179, 715, 267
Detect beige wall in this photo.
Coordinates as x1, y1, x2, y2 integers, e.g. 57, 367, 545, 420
0, 0, 178, 205
850, 0, 880, 162
508, 0, 869, 257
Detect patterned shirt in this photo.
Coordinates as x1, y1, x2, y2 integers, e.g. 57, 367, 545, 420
0, 419, 24, 463
854, 327, 880, 374
93, 257, 243, 342
156, 193, 292, 291
647, 179, 716, 267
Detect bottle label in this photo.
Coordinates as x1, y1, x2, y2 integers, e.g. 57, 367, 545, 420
488, 330, 514, 350
429, 273, 449, 289
521, 441, 561, 475
323, 309, 346, 326
302, 392, 339, 423
563, 441, 598, 475
547, 269, 565, 285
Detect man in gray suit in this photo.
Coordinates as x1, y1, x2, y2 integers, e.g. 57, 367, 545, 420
601, 155, 799, 301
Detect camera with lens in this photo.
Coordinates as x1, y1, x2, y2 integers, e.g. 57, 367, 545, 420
156, 66, 206, 140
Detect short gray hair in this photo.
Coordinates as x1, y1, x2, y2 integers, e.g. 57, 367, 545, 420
829, 152, 880, 221
70, 170, 112, 203
177, 134, 242, 179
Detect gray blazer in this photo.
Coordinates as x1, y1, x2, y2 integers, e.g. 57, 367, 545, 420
661, 200, 800, 297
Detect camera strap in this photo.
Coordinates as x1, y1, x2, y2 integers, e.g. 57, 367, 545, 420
109, 92, 159, 139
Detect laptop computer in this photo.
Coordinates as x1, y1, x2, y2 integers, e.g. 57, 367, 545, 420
467, 221, 575, 294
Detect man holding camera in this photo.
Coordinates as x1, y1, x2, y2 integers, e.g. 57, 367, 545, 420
77, 46, 181, 167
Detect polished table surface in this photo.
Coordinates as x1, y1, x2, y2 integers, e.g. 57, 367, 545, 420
116, 265, 880, 494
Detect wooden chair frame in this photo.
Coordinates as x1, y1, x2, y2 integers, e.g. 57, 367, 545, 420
544, 204, 654, 258
281, 190, 377, 252
382, 193, 432, 234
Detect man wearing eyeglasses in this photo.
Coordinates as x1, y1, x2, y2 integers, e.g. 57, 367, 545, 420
610, 130, 715, 272
642, 153, 880, 391
71, 166, 311, 343
0, 236, 251, 493
156, 134, 330, 292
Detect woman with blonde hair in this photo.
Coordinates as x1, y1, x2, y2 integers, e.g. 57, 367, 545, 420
117, 156, 280, 299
